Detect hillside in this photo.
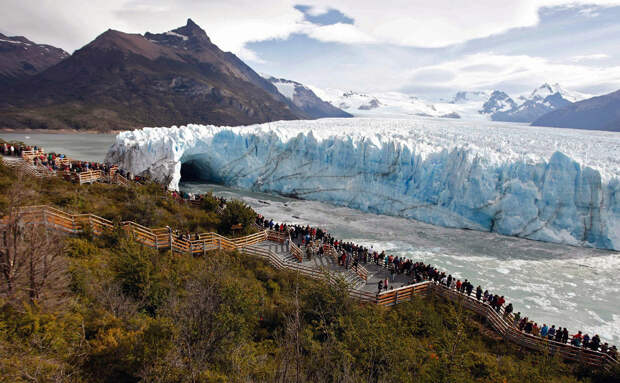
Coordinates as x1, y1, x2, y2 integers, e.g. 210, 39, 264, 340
532, 89, 620, 132
0, 33, 69, 85
0, 156, 618, 382
0, 20, 306, 131
264, 75, 352, 118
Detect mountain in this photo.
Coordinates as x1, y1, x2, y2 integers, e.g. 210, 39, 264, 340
0, 33, 69, 84
263, 75, 351, 118
532, 89, 620, 132
451, 90, 490, 104
482, 83, 581, 123
0, 20, 306, 131
479, 90, 518, 117
317, 89, 462, 118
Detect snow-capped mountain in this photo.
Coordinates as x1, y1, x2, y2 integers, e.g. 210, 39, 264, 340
263, 76, 351, 118
479, 90, 518, 116
299, 83, 590, 124
451, 91, 491, 104
533, 89, 620, 132
315, 89, 462, 119
483, 83, 588, 123
0, 33, 69, 84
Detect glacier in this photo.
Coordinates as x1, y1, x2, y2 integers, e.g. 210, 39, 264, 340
105, 117, 620, 250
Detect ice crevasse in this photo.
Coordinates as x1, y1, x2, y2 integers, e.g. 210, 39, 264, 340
105, 118, 620, 250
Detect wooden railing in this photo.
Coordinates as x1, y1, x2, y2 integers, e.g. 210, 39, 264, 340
375, 282, 431, 306
1, 157, 55, 178
21, 149, 45, 161
6, 205, 273, 256
75, 170, 103, 184
428, 283, 618, 370
289, 240, 304, 262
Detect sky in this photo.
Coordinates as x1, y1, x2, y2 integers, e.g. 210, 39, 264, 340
2, 0, 620, 99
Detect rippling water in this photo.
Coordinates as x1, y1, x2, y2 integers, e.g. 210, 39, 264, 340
182, 181, 620, 344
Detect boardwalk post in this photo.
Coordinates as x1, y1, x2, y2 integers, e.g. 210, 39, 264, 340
203, 240, 206, 256
42, 208, 47, 229
395, 291, 398, 305
169, 230, 173, 256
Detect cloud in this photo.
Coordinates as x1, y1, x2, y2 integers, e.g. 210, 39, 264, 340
305, 23, 375, 44
4, 0, 620, 52
571, 53, 609, 62
403, 52, 620, 94
578, 6, 601, 17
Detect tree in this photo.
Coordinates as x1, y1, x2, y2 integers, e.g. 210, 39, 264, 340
219, 200, 256, 236
0, 170, 66, 306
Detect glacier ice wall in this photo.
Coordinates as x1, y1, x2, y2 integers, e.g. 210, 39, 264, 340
105, 118, 620, 250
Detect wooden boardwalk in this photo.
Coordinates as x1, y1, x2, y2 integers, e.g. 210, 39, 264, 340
1, 204, 618, 371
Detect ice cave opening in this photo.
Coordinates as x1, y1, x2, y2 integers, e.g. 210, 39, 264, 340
179, 158, 223, 184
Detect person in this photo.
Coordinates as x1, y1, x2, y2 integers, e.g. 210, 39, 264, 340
524, 321, 533, 334
590, 334, 601, 351
532, 323, 540, 336
377, 280, 383, 294
572, 331, 583, 347
547, 325, 556, 341
384, 278, 388, 291
582, 334, 590, 349
504, 303, 513, 319
476, 285, 482, 301
601, 343, 609, 354
555, 327, 563, 342
513, 312, 521, 327
562, 328, 569, 344
456, 279, 462, 292
540, 324, 549, 338
496, 295, 505, 313
608, 345, 617, 360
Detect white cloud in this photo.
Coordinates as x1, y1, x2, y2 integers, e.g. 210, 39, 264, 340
571, 54, 609, 62
578, 6, 601, 17
305, 23, 375, 44
3, 0, 620, 52
404, 52, 620, 94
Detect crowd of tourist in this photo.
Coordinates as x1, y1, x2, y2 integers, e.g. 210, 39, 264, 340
1, 142, 146, 183
254, 214, 618, 361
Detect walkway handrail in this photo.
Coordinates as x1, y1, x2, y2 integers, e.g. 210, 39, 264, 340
289, 239, 304, 262
427, 282, 618, 370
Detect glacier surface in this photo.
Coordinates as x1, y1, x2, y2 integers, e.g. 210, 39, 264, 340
105, 117, 620, 250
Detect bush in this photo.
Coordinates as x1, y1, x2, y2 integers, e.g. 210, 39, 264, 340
218, 200, 256, 236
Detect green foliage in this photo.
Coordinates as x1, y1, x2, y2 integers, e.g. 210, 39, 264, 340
219, 199, 257, 236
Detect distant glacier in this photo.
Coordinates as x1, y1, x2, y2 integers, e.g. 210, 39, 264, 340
106, 117, 620, 250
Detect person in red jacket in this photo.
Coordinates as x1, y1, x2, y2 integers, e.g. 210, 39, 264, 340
496, 295, 506, 312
